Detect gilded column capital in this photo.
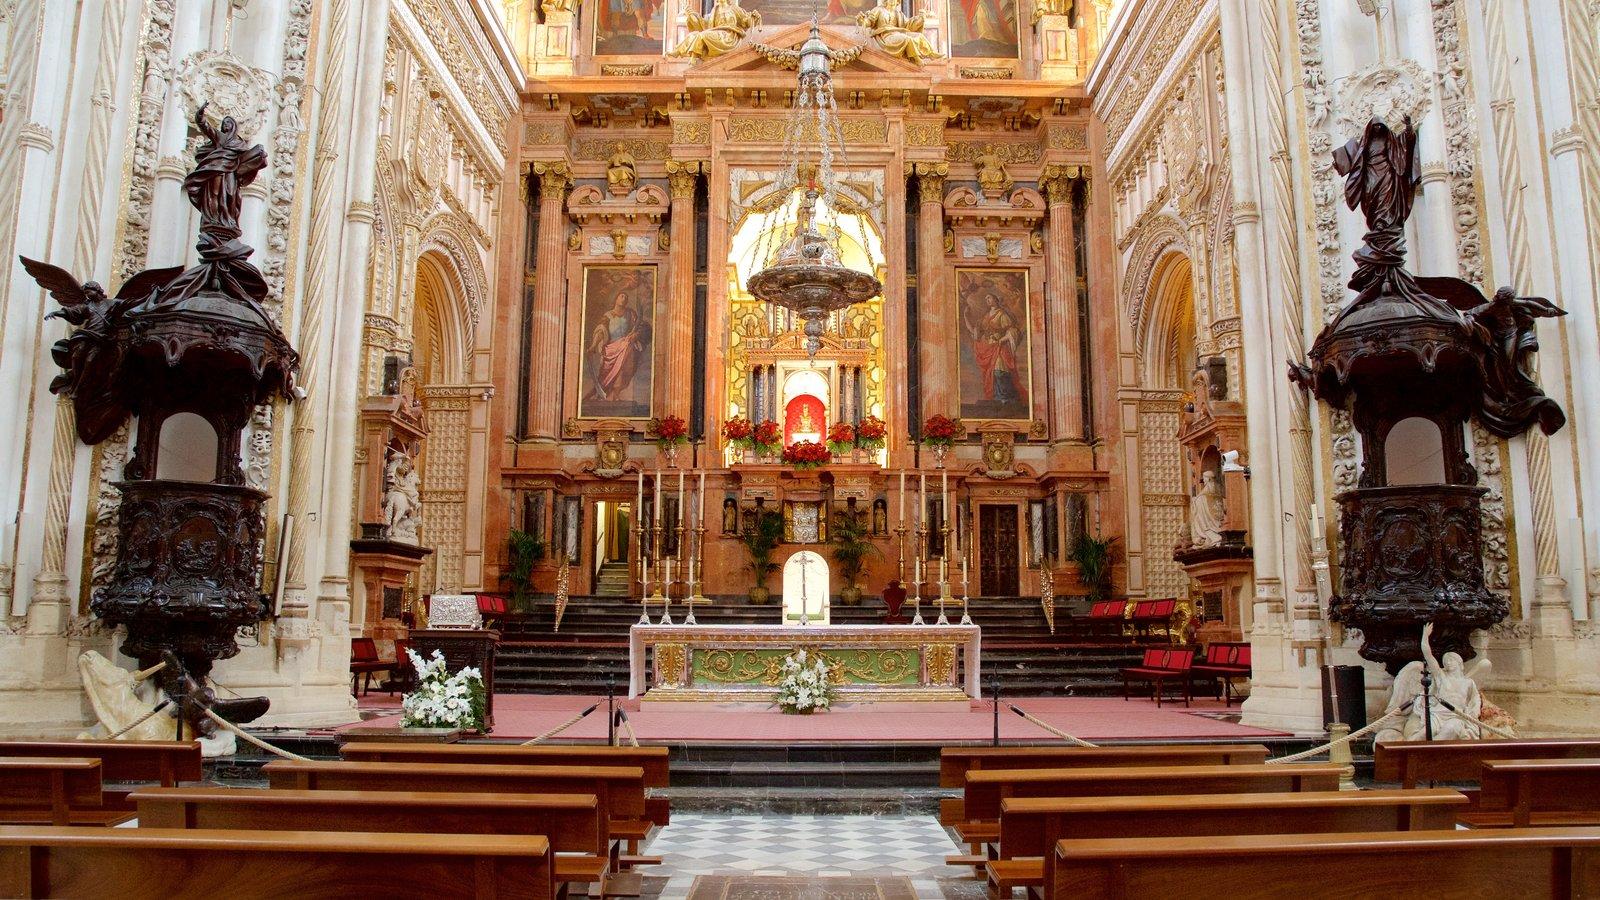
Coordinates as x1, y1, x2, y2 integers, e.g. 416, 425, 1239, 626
666, 160, 704, 200
912, 162, 949, 204
532, 160, 572, 196
1040, 163, 1086, 207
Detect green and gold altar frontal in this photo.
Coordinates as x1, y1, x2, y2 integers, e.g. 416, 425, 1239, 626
627, 624, 982, 702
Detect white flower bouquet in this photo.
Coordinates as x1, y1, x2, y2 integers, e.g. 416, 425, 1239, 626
400, 648, 487, 731
775, 648, 833, 715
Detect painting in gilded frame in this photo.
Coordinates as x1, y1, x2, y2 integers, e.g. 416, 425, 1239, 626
579, 265, 657, 420
950, 0, 1019, 57
742, 0, 876, 25
594, 0, 666, 55
956, 268, 1031, 421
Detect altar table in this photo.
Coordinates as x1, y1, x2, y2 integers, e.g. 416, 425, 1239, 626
628, 624, 981, 702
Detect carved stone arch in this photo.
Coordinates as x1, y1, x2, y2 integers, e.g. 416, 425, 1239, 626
370, 140, 403, 322
418, 212, 490, 361
1137, 251, 1197, 390
1123, 213, 1188, 332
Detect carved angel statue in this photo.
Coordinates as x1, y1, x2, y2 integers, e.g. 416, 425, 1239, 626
856, 0, 940, 62
1468, 287, 1568, 438
670, 0, 761, 61
1374, 622, 1488, 743
18, 257, 183, 444
607, 142, 638, 196
383, 449, 423, 544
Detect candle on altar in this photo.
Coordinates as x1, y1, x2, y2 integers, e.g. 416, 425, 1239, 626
636, 470, 645, 522
699, 470, 707, 526
898, 470, 906, 522
654, 467, 662, 524
962, 554, 968, 587
920, 470, 927, 530
677, 469, 686, 524
941, 470, 949, 536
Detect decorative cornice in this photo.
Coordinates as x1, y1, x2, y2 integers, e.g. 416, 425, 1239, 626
17, 123, 53, 152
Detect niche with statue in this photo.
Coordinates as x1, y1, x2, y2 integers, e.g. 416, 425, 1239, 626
1173, 357, 1252, 644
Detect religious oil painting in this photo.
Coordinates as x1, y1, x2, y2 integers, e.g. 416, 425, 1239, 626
950, 0, 1019, 57
595, 0, 665, 55
956, 268, 1031, 421
743, 0, 876, 26
579, 265, 657, 419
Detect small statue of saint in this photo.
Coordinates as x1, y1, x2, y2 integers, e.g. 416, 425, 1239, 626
606, 143, 637, 196
1187, 470, 1225, 547
669, 0, 761, 61
975, 144, 1013, 198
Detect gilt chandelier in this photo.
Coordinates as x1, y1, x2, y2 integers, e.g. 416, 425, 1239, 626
745, 22, 882, 357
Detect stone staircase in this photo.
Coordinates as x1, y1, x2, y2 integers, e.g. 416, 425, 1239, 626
593, 560, 632, 596
494, 593, 1149, 697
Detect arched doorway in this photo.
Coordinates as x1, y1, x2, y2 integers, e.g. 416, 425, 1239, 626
1135, 251, 1198, 603
409, 250, 474, 597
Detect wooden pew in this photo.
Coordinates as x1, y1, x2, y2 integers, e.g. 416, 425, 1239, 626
1374, 738, 1600, 792
1461, 758, 1600, 828
0, 825, 553, 899
939, 744, 1271, 827
0, 757, 132, 827
0, 740, 202, 811
262, 759, 647, 820
963, 763, 1344, 823
133, 786, 610, 890
989, 789, 1466, 898
341, 743, 672, 827
1050, 827, 1600, 900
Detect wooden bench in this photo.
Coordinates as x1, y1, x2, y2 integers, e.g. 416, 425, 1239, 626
989, 789, 1466, 898
341, 743, 672, 826
1189, 643, 1251, 705
1077, 600, 1128, 639
263, 759, 646, 820
1375, 738, 1600, 792
0, 757, 132, 827
0, 825, 553, 899
1461, 758, 1600, 828
1119, 647, 1194, 707
0, 740, 202, 810
133, 786, 609, 890
1049, 827, 1600, 900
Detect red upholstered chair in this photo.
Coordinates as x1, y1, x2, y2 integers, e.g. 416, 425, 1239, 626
349, 638, 394, 696
1192, 642, 1252, 705
389, 638, 415, 695
1084, 600, 1129, 640
1129, 599, 1179, 640
1119, 646, 1195, 707
476, 594, 508, 628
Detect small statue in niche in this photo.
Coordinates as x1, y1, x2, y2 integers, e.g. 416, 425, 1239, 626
722, 497, 739, 534
669, 0, 761, 61
856, 0, 941, 63
1187, 470, 1224, 547
606, 142, 637, 197
383, 448, 422, 544
871, 498, 888, 535
975, 144, 1013, 199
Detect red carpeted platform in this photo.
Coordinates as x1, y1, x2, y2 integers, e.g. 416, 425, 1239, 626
338, 694, 1291, 743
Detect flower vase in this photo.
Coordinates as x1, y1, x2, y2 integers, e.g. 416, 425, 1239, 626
931, 444, 948, 469
663, 444, 679, 469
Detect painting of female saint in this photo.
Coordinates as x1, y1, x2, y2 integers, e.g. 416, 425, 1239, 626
950, 0, 1018, 57
595, 0, 665, 55
579, 266, 656, 419
957, 268, 1031, 421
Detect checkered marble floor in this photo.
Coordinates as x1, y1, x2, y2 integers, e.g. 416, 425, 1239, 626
640, 814, 984, 899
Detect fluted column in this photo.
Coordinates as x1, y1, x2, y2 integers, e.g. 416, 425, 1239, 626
1042, 164, 1084, 440
665, 162, 701, 419
915, 164, 950, 417
528, 161, 572, 439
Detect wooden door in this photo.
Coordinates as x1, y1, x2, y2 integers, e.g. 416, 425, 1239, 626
979, 505, 1020, 596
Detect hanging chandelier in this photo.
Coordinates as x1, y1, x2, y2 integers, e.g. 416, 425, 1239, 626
746, 23, 882, 357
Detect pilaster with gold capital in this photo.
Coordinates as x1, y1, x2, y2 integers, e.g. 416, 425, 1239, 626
913, 162, 952, 417
529, 160, 574, 439
665, 161, 704, 417
1041, 164, 1085, 440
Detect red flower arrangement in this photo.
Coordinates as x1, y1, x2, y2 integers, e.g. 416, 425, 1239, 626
783, 440, 831, 469
856, 415, 887, 450
753, 420, 783, 454
722, 416, 754, 448
650, 415, 688, 450
921, 414, 963, 447
826, 422, 856, 454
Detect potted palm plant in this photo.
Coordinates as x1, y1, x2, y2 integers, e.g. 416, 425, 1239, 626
505, 529, 545, 614
830, 513, 880, 605
1069, 532, 1117, 603
741, 509, 784, 603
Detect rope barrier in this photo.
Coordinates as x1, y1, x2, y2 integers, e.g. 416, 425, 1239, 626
618, 711, 641, 748
520, 703, 599, 745
107, 700, 172, 740
201, 707, 310, 761
1265, 707, 1406, 764
1005, 703, 1099, 747
132, 661, 168, 683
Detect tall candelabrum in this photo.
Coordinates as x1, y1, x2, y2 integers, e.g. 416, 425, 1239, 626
911, 518, 926, 625
636, 516, 651, 624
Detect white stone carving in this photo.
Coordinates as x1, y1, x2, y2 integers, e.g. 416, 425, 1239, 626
428, 594, 482, 629
177, 50, 276, 139
1335, 59, 1433, 135
383, 448, 422, 544
1188, 470, 1224, 547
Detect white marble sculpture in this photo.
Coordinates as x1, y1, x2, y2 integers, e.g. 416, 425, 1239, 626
383, 448, 422, 544
1374, 622, 1487, 742
77, 651, 236, 756
1188, 470, 1225, 547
